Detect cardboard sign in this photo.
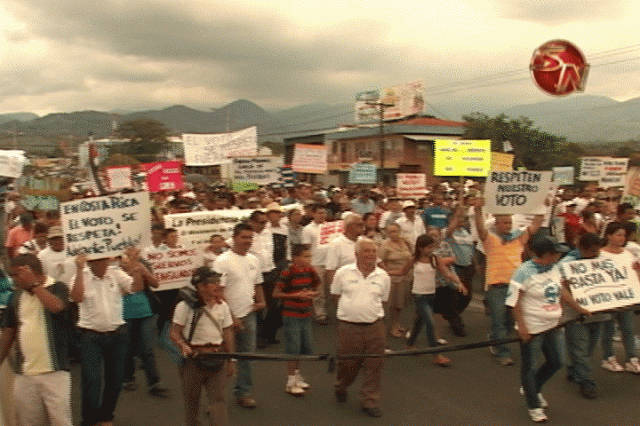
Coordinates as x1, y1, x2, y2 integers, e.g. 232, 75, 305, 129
291, 144, 328, 174
105, 166, 132, 191
318, 220, 345, 246
232, 156, 283, 185
484, 171, 553, 215
624, 167, 640, 198
599, 158, 628, 188
144, 247, 202, 291
434, 139, 491, 177
560, 257, 640, 312
552, 166, 574, 185
0, 150, 26, 178
348, 163, 377, 184
60, 192, 152, 259
143, 161, 184, 192
579, 157, 606, 181
491, 152, 514, 172
396, 173, 427, 199
164, 210, 253, 249
183, 127, 258, 166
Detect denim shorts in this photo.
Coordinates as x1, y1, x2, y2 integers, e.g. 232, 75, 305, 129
283, 316, 313, 355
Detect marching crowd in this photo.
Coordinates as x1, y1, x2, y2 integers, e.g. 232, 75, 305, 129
1, 178, 640, 425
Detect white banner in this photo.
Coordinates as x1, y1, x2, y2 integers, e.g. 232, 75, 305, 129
579, 157, 606, 181
484, 171, 553, 215
560, 257, 640, 312
164, 210, 253, 249
105, 166, 133, 191
292, 144, 328, 174
0, 150, 26, 178
599, 158, 628, 188
318, 220, 345, 246
182, 126, 258, 166
396, 173, 427, 199
232, 156, 283, 185
60, 192, 152, 259
145, 247, 202, 291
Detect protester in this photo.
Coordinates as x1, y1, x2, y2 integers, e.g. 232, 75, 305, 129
272, 244, 320, 396
16, 221, 49, 255
5, 213, 35, 259
202, 234, 227, 268
301, 204, 329, 324
170, 268, 235, 426
396, 200, 425, 250
324, 213, 364, 287
331, 238, 390, 418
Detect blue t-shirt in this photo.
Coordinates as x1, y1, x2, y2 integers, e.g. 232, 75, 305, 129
422, 206, 450, 229
123, 290, 153, 320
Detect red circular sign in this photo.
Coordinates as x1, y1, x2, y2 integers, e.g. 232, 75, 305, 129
530, 40, 589, 96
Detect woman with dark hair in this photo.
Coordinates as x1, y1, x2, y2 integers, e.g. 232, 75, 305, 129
170, 267, 236, 426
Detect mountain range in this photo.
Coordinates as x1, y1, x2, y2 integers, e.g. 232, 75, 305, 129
1, 94, 639, 154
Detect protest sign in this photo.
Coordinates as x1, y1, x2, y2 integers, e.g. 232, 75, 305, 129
21, 195, 59, 211
560, 257, 640, 312
396, 173, 427, 199
484, 171, 553, 215
231, 181, 259, 192
143, 161, 184, 192
292, 144, 328, 174
434, 139, 491, 177
490, 152, 514, 172
318, 220, 345, 246
232, 156, 283, 185
105, 166, 132, 191
0, 150, 26, 178
599, 158, 628, 188
579, 156, 606, 181
164, 210, 253, 249
144, 247, 202, 291
60, 192, 152, 259
348, 163, 377, 184
277, 166, 296, 188
182, 126, 258, 166
552, 166, 574, 185
624, 167, 640, 198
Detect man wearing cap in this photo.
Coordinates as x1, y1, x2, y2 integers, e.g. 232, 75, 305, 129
473, 198, 544, 366
505, 236, 588, 423
396, 200, 425, 250
38, 226, 74, 285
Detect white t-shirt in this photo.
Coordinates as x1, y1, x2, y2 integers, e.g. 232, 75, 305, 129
172, 300, 233, 345
506, 260, 563, 334
302, 222, 328, 267
396, 215, 426, 250
412, 260, 437, 295
250, 228, 275, 272
324, 234, 356, 271
72, 265, 133, 332
213, 250, 262, 319
38, 247, 74, 284
330, 264, 390, 323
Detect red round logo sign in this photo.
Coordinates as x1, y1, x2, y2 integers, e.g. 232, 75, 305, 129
530, 40, 589, 96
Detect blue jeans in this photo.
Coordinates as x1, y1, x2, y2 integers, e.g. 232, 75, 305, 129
124, 315, 160, 387
407, 294, 437, 347
565, 321, 602, 387
520, 329, 563, 409
80, 324, 130, 426
234, 312, 256, 398
486, 285, 514, 359
602, 311, 637, 361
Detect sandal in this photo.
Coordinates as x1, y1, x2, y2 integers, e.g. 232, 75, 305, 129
433, 355, 451, 367
391, 329, 404, 338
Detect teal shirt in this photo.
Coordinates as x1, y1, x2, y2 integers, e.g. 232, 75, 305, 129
123, 290, 153, 320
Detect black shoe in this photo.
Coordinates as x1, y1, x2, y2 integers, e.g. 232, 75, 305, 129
361, 406, 383, 417
149, 385, 170, 398
579, 384, 598, 399
256, 337, 269, 349
267, 338, 280, 345
335, 391, 347, 403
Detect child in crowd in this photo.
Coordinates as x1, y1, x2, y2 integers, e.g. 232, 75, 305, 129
273, 244, 320, 395
203, 234, 227, 267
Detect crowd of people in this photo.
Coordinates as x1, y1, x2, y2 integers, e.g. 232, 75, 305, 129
0, 177, 639, 425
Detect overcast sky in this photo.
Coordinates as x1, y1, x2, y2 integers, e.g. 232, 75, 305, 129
1, 0, 639, 120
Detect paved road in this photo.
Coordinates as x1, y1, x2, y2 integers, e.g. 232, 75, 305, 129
69, 299, 640, 426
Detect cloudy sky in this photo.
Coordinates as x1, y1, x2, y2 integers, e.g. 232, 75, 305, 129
1, 0, 639, 120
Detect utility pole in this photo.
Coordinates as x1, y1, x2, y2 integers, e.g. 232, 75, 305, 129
366, 101, 394, 184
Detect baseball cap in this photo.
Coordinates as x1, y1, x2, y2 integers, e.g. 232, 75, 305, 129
529, 236, 569, 256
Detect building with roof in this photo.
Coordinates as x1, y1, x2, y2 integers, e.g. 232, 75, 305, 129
283, 116, 466, 186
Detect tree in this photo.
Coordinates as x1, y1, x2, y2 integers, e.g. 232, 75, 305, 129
111, 118, 171, 163
462, 113, 576, 171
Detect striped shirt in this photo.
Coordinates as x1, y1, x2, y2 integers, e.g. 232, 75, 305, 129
276, 265, 320, 318
2, 277, 70, 375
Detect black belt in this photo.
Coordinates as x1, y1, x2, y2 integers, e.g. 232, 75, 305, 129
339, 319, 380, 326
78, 324, 126, 334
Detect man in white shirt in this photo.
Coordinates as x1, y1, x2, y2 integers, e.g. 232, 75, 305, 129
38, 225, 74, 285
301, 204, 329, 323
331, 238, 390, 418
396, 200, 426, 250
70, 254, 133, 426
213, 222, 266, 409
324, 213, 364, 287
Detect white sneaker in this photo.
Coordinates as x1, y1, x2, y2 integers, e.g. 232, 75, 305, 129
294, 370, 310, 389
519, 387, 548, 408
528, 408, 548, 423
602, 356, 624, 372
285, 381, 305, 396
625, 357, 640, 374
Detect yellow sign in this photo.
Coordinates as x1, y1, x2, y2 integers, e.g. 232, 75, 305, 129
491, 152, 514, 171
434, 140, 491, 177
